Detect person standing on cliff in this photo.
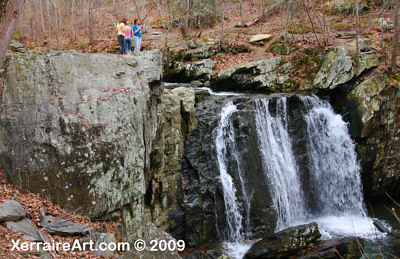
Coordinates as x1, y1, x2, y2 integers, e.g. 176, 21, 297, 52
124, 21, 133, 55
132, 19, 142, 52
116, 18, 126, 55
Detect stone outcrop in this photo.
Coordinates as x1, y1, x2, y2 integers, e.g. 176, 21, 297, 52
244, 222, 321, 259
347, 76, 385, 138
313, 45, 378, 90
0, 50, 163, 240
121, 222, 181, 259
164, 58, 216, 83
213, 57, 298, 92
355, 84, 400, 198
146, 87, 197, 231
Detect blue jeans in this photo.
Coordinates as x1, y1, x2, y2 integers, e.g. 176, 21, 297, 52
124, 38, 132, 53
118, 35, 124, 54
133, 36, 141, 52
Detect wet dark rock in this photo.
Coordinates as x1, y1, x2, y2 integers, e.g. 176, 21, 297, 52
244, 222, 321, 259
299, 236, 364, 259
169, 93, 293, 247
41, 216, 90, 236
388, 239, 400, 259
0, 200, 26, 222
180, 243, 224, 259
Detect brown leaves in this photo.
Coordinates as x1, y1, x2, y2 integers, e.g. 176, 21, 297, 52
0, 171, 122, 258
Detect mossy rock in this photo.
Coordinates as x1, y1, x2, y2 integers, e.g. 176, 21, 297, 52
269, 42, 292, 55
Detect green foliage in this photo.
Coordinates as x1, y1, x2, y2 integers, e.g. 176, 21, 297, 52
76, 42, 85, 51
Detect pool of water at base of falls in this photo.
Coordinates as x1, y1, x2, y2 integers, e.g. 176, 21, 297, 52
222, 211, 394, 259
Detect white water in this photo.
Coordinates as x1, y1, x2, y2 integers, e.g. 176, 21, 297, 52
254, 98, 308, 230
301, 96, 366, 217
215, 102, 244, 241
214, 95, 381, 259
214, 102, 252, 258
253, 95, 382, 240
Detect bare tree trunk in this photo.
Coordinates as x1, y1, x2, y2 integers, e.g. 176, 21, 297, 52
71, 0, 76, 42
356, 0, 360, 58
180, 0, 189, 37
302, 0, 321, 46
153, 0, 168, 49
88, 0, 94, 44
221, 0, 225, 44
284, 0, 293, 42
0, 0, 26, 67
39, 0, 46, 39
392, 0, 400, 72
46, 0, 52, 41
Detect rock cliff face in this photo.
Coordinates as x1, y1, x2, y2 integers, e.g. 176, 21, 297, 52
0, 50, 163, 240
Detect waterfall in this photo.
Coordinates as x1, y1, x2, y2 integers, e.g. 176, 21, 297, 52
254, 95, 365, 231
301, 96, 365, 217
254, 98, 307, 230
213, 95, 368, 258
214, 101, 252, 259
215, 102, 247, 241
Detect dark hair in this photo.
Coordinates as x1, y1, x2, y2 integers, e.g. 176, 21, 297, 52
134, 19, 139, 25
121, 18, 127, 24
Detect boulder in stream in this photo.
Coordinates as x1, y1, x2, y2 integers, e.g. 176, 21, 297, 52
244, 222, 321, 259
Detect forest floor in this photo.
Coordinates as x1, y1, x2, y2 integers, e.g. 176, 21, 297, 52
0, 171, 122, 258
12, 1, 400, 73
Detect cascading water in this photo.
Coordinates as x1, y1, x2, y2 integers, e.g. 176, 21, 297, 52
213, 94, 378, 259
254, 96, 367, 232
215, 102, 244, 241
254, 98, 308, 230
301, 96, 365, 217
214, 101, 252, 258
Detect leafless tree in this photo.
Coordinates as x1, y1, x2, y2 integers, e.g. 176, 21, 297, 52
88, 0, 93, 44
180, 0, 189, 37
392, 0, 400, 72
0, 0, 26, 67
355, 0, 360, 58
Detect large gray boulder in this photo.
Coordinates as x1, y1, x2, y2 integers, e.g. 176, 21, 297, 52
313, 46, 355, 89
313, 46, 378, 90
0, 50, 163, 240
244, 222, 321, 259
0, 200, 26, 222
